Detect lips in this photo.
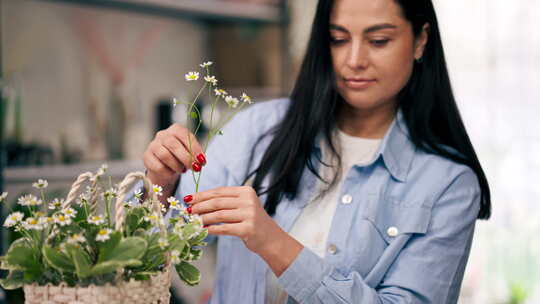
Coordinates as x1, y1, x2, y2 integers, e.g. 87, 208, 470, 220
343, 77, 376, 89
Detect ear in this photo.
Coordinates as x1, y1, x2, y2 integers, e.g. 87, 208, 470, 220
414, 23, 430, 60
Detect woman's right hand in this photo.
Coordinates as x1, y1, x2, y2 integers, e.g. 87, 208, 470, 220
143, 123, 206, 189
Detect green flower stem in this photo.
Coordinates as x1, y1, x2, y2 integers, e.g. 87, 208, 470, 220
186, 83, 207, 193
40, 189, 46, 205
105, 197, 112, 227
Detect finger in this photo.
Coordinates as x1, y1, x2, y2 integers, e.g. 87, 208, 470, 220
201, 209, 245, 226
206, 223, 245, 238
144, 150, 175, 177
186, 186, 246, 205
153, 145, 183, 173
191, 197, 239, 215
160, 136, 190, 171
169, 124, 205, 164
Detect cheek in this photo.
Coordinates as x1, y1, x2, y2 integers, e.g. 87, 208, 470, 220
376, 47, 415, 91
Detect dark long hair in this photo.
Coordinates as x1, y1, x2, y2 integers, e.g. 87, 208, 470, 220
245, 0, 491, 220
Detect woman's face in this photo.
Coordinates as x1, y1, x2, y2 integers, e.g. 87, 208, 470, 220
330, 0, 428, 112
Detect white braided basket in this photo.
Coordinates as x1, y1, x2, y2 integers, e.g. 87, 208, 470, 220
23, 171, 172, 304
23, 268, 171, 304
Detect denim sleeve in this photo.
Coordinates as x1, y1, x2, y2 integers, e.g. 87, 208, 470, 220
278, 169, 481, 304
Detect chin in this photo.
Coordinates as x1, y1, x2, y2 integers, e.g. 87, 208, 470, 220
341, 93, 383, 111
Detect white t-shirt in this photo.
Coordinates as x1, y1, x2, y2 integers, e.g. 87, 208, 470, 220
265, 129, 382, 304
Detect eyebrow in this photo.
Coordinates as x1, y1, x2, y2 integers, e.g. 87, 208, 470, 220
330, 23, 398, 34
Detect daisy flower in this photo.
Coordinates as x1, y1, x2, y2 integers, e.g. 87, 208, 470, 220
39, 216, 53, 226
96, 228, 113, 242
62, 207, 77, 218
3, 212, 24, 228
167, 197, 182, 210
32, 179, 48, 189
0, 192, 7, 203
171, 250, 181, 264
214, 88, 228, 97
134, 189, 143, 200
53, 213, 72, 226
88, 214, 106, 225
158, 237, 169, 249
152, 184, 163, 197
23, 217, 43, 230
185, 71, 200, 81
67, 233, 86, 244
241, 93, 253, 104
204, 75, 218, 86
17, 194, 42, 207
225, 96, 240, 108
104, 188, 117, 199
49, 198, 64, 210
200, 61, 213, 68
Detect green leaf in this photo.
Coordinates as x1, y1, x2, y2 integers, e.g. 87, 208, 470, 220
42, 245, 75, 273
0, 270, 25, 290
189, 229, 208, 245
65, 244, 92, 279
190, 111, 198, 119
188, 248, 203, 262
89, 259, 142, 277
132, 271, 158, 281
124, 208, 147, 236
96, 231, 122, 263
175, 261, 200, 286
168, 234, 186, 253
99, 236, 147, 264
5, 238, 40, 272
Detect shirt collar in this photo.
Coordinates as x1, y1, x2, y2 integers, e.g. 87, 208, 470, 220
313, 110, 416, 182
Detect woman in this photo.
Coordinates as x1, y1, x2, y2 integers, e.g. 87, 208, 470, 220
143, 0, 491, 302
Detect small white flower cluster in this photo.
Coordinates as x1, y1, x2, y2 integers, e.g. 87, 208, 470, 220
182, 61, 252, 109
18, 194, 43, 207
96, 228, 113, 242
0, 192, 9, 203
152, 184, 163, 197
32, 179, 48, 189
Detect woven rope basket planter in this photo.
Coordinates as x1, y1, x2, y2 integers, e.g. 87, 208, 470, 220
22, 171, 172, 304
23, 268, 171, 304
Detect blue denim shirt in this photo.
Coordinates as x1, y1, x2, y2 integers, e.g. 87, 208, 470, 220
173, 98, 480, 304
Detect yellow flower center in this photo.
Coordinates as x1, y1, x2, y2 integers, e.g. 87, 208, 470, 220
98, 230, 107, 235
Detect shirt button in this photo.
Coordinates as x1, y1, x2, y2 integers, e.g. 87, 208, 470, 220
387, 226, 399, 237
327, 244, 338, 255
341, 194, 353, 204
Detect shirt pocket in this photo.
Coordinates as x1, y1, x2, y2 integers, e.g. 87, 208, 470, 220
363, 196, 432, 244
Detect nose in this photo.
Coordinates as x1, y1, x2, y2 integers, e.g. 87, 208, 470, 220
346, 39, 369, 70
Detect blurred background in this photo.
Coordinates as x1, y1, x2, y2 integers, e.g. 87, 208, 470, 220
0, 0, 538, 303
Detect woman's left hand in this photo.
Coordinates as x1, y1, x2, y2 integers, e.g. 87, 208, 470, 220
185, 186, 282, 255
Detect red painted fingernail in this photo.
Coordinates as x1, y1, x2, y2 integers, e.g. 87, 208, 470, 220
196, 153, 207, 166
187, 206, 193, 214
183, 195, 193, 203
182, 166, 187, 173
192, 162, 202, 172
203, 225, 209, 228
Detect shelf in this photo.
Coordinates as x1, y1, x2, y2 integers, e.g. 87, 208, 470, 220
42, 0, 284, 23
4, 160, 144, 184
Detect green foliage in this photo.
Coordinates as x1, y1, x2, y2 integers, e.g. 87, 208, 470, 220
175, 261, 201, 286
42, 245, 75, 273
0, 166, 208, 290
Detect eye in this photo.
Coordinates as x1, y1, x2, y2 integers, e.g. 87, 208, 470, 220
330, 37, 347, 45
370, 39, 390, 47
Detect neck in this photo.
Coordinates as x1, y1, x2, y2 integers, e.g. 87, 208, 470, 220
337, 101, 397, 139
